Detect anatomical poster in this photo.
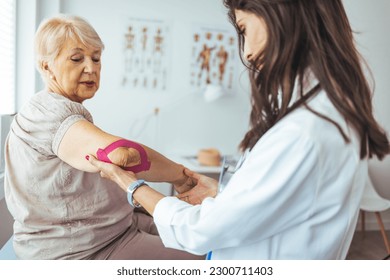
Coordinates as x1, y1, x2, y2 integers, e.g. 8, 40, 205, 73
190, 25, 238, 93
122, 17, 170, 92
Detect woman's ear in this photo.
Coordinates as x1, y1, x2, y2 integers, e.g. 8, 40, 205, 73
42, 61, 55, 80
42, 61, 50, 72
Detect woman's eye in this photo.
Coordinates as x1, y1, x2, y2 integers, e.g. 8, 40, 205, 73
92, 57, 101, 63
71, 57, 83, 62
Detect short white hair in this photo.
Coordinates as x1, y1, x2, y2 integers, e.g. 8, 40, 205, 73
35, 14, 104, 76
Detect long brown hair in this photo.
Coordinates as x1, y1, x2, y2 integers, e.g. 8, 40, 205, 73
223, 0, 389, 159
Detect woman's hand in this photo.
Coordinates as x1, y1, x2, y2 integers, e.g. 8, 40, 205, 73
172, 167, 197, 194
87, 154, 165, 215
176, 168, 218, 205
87, 154, 137, 191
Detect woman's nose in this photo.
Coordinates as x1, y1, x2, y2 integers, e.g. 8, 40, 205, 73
245, 53, 253, 62
83, 58, 97, 73
243, 44, 253, 62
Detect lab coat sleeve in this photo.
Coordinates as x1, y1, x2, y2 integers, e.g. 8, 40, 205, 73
154, 122, 320, 255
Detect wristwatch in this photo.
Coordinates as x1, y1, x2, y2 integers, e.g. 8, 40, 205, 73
127, 179, 148, 208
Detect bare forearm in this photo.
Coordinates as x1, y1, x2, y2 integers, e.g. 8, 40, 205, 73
133, 185, 164, 215
112, 169, 164, 215
137, 145, 185, 184
106, 141, 185, 184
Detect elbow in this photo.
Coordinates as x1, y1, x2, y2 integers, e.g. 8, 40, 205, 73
107, 147, 141, 168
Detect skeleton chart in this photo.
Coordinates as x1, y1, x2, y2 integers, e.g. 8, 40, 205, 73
122, 17, 170, 92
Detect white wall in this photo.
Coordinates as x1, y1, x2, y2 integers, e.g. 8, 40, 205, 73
60, 0, 251, 156
343, 0, 390, 228
15, 0, 251, 157
344, 0, 390, 131
19, 0, 390, 155
60, 0, 251, 197
0, 116, 13, 245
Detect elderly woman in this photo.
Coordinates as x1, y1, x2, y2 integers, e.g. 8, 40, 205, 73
4, 14, 202, 260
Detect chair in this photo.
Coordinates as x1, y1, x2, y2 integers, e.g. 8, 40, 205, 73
0, 236, 17, 260
368, 156, 390, 199
360, 156, 390, 257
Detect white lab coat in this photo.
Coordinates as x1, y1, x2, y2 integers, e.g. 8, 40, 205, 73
154, 85, 367, 259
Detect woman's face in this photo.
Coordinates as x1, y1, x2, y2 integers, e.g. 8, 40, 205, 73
235, 9, 268, 64
47, 39, 101, 103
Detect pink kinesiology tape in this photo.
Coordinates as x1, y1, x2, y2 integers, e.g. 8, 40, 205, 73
96, 139, 151, 173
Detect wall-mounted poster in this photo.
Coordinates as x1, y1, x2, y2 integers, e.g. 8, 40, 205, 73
122, 17, 170, 92
190, 25, 238, 93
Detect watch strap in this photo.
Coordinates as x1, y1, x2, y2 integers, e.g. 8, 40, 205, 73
127, 179, 147, 208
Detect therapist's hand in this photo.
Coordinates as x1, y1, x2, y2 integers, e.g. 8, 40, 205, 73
87, 154, 137, 192
176, 169, 218, 205
172, 169, 197, 194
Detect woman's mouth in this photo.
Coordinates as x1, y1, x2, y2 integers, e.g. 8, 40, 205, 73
80, 81, 96, 87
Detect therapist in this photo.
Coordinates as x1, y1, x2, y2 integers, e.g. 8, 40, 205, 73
88, 0, 389, 259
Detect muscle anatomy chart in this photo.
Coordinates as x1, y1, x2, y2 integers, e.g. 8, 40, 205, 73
190, 26, 238, 93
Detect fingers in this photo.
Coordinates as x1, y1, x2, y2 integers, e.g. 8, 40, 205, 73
87, 154, 107, 169
177, 187, 195, 199
88, 154, 123, 172
100, 171, 108, 179
183, 168, 194, 176
177, 194, 201, 205
177, 190, 191, 201
177, 188, 202, 205
177, 195, 189, 202
184, 168, 202, 180
87, 154, 120, 179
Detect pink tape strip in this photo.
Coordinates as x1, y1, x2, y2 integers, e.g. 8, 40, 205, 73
96, 139, 151, 173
